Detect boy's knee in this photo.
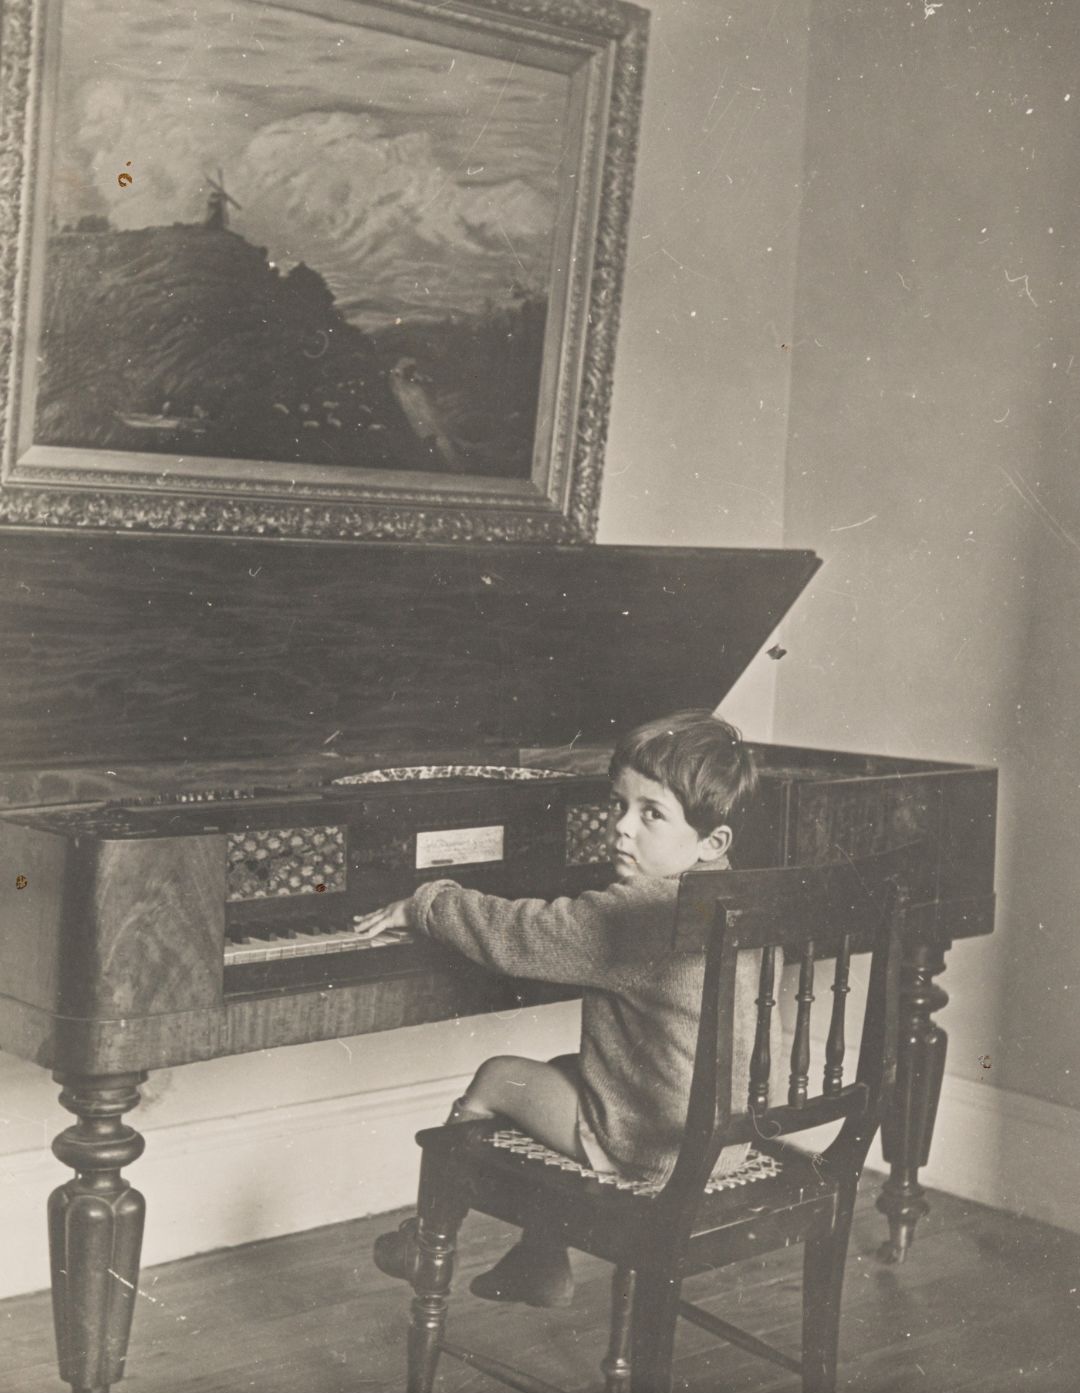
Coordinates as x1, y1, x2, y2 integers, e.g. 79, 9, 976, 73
465, 1055, 530, 1111
471, 1055, 522, 1089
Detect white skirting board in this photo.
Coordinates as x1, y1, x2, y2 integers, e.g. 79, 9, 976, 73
908, 1072, 1080, 1233
2, 1070, 1078, 1301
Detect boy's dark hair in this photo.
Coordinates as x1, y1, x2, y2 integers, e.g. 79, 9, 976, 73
608, 709, 759, 837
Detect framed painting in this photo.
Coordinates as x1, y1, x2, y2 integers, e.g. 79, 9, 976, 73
0, 0, 647, 542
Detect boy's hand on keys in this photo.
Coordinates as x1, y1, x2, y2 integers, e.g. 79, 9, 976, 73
352, 898, 413, 939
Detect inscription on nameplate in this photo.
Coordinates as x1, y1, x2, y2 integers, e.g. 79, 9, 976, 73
416, 825, 505, 869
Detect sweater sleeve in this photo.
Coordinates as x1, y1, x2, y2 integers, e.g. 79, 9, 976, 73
407, 877, 677, 990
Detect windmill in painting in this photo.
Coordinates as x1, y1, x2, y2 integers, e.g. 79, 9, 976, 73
203, 170, 241, 231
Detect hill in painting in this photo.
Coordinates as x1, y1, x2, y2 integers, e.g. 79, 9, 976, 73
35, 222, 546, 479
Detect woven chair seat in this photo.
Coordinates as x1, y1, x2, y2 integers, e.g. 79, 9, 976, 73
483, 1128, 782, 1197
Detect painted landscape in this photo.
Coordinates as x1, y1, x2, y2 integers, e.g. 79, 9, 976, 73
35, 0, 569, 477
37, 218, 546, 475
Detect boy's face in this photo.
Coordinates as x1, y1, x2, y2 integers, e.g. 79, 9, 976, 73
608, 767, 730, 882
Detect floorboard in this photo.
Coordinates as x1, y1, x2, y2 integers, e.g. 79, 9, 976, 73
2, 1185, 1077, 1392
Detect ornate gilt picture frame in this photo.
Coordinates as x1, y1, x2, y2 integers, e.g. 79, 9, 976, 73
0, 0, 647, 542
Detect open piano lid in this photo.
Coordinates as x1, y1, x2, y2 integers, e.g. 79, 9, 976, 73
0, 535, 821, 769
358, 542, 822, 754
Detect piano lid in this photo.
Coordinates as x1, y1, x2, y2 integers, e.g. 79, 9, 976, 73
0, 534, 820, 766
443, 540, 824, 757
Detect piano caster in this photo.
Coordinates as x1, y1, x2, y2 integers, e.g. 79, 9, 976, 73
48, 1073, 148, 1393
876, 939, 949, 1263
875, 1170, 931, 1263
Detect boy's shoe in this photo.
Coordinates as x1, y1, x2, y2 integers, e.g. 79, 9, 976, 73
469, 1239, 574, 1307
375, 1220, 575, 1308
373, 1217, 420, 1283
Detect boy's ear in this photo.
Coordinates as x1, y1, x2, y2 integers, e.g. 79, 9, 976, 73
697, 824, 732, 862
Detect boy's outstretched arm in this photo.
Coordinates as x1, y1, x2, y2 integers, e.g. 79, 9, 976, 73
355, 879, 675, 989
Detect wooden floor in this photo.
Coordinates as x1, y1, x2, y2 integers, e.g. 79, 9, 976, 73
2, 1183, 1078, 1393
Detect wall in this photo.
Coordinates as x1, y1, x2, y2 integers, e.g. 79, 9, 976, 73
601, 0, 811, 733
0, 0, 810, 1299
774, 0, 1080, 1227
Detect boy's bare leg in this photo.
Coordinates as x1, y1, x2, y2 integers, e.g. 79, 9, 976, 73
458, 1056, 584, 1305
460, 1055, 590, 1161
374, 1056, 582, 1301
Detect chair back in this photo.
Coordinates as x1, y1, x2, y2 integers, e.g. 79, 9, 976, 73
659, 846, 914, 1209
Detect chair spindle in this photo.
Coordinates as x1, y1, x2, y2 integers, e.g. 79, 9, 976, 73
823, 934, 852, 1096
788, 941, 815, 1107
748, 946, 777, 1111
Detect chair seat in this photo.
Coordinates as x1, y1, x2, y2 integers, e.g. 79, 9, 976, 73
416, 1119, 838, 1272
483, 1127, 784, 1195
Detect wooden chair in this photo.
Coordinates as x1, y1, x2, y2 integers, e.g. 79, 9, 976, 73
395, 848, 909, 1393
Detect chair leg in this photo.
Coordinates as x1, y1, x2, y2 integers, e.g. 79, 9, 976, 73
801, 1205, 856, 1393
628, 1269, 682, 1393
602, 1266, 636, 1393
406, 1215, 460, 1393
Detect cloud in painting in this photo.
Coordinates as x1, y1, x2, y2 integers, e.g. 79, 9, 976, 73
238, 110, 554, 321
53, 0, 564, 325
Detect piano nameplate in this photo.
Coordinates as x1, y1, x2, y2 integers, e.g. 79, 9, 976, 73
416, 824, 504, 869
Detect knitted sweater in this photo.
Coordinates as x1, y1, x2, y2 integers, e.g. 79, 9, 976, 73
408, 867, 765, 1185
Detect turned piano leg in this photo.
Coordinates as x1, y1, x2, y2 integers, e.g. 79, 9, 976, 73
876, 940, 949, 1263
48, 1073, 148, 1393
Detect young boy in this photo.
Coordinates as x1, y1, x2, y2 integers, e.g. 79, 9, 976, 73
356, 709, 763, 1307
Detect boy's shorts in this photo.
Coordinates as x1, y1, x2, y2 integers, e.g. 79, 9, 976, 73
547, 1052, 751, 1180
575, 1108, 619, 1175
548, 1052, 619, 1175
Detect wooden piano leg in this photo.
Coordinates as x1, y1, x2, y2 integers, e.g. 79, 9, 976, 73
48, 1073, 148, 1393
876, 940, 948, 1263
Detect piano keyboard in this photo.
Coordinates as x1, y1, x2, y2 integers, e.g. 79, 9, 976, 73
224, 921, 413, 965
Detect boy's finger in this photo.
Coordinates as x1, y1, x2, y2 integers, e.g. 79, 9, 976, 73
352, 910, 389, 937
